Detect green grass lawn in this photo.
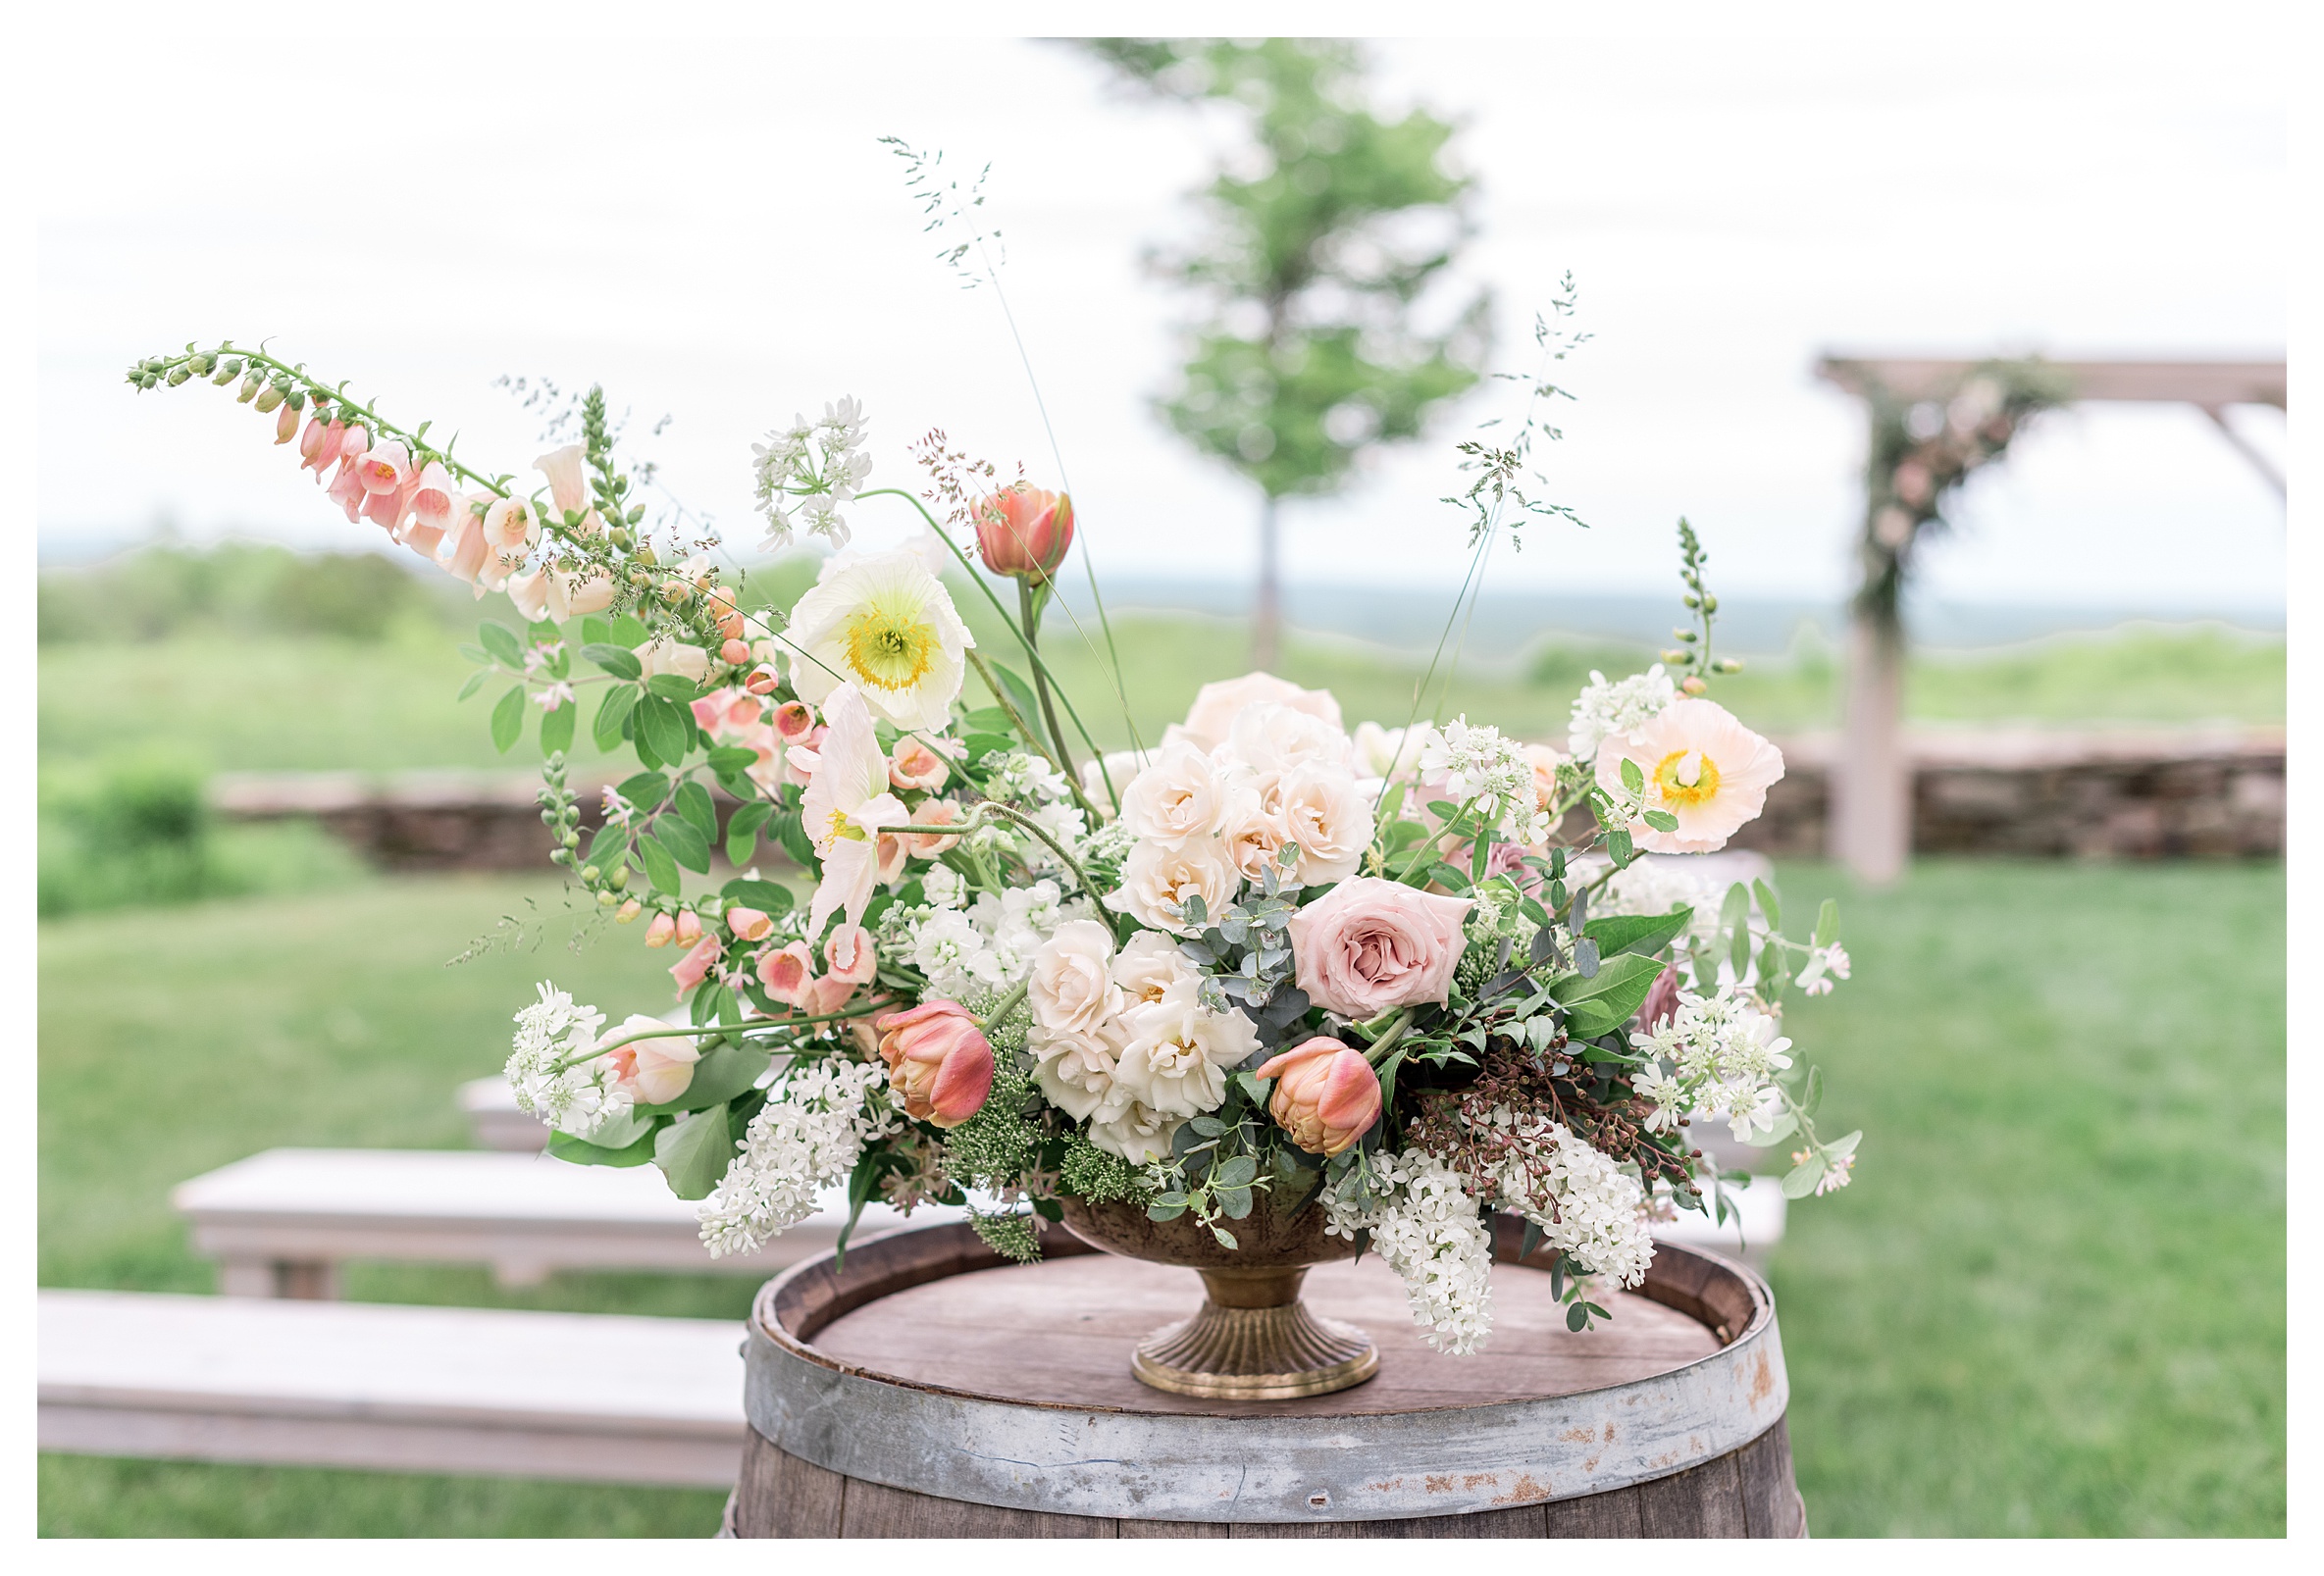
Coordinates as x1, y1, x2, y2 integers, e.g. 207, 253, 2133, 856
36, 861, 2284, 1536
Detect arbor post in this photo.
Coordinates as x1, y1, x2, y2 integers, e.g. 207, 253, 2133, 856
1831, 608, 1909, 884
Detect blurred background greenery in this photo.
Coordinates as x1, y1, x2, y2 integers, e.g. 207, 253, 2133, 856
35, 541, 2285, 1537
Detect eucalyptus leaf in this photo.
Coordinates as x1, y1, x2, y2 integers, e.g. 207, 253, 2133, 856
1214, 1154, 1258, 1189
1751, 878, 1782, 933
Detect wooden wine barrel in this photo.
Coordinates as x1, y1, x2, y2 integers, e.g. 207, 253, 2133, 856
730, 1217, 1805, 1538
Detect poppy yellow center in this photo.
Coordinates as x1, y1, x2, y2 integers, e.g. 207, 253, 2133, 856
1652, 748, 1722, 809
825, 808, 863, 842
843, 605, 938, 692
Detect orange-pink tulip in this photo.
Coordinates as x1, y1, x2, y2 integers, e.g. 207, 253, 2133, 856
973, 484, 1074, 584
874, 1000, 995, 1129
1255, 1036, 1382, 1157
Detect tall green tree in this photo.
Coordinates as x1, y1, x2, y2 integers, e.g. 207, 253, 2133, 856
1088, 38, 1491, 669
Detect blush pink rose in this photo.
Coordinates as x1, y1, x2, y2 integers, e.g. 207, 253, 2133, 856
1284, 877, 1472, 1019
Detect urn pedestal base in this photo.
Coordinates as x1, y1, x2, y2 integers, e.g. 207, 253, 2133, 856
1130, 1267, 1379, 1399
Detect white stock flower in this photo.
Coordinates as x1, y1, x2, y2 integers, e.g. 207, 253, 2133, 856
1568, 665, 1678, 761
782, 548, 972, 732
697, 1058, 896, 1258
919, 864, 965, 909
1105, 837, 1241, 935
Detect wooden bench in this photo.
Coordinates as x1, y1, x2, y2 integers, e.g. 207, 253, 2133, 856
1648, 1174, 1786, 1263
173, 1148, 964, 1298
458, 1076, 551, 1151
37, 1289, 744, 1486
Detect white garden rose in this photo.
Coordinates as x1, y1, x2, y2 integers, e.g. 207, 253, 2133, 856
1086, 1091, 1184, 1164
1104, 837, 1240, 935
1351, 720, 1424, 781
1176, 672, 1343, 752
1028, 919, 1123, 1036
1224, 702, 1352, 774
1216, 781, 1289, 881
1029, 1025, 1122, 1122
1111, 929, 1197, 1007
1111, 980, 1261, 1117
1275, 761, 1373, 885
1118, 739, 1225, 845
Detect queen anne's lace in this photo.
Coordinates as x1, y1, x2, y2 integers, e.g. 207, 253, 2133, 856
1568, 665, 1677, 760
697, 1058, 898, 1258
1323, 1150, 1497, 1355
1629, 987, 1795, 1141
1412, 717, 1553, 847
752, 396, 872, 552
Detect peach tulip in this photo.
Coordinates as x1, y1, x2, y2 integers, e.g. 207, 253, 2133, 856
1255, 1037, 1382, 1157
874, 1000, 995, 1129
973, 484, 1073, 584
599, 1014, 699, 1106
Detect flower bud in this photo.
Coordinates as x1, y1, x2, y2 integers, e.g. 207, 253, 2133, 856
1680, 676, 1708, 696
167, 365, 192, 386
254, 382, 284, 413
674, 909, 702, 946
725, 905, 773, 942
1636, 963, 1683, 1034
973, 485, 1073, 584
745, 664, 780, 695
645, 912, 677, 948
236, 374, 262, 404
1255, 1036, 1382, 1157
873, 1000, 995, 1129
720, 637, 751, 666
275, 399, 299, 443
615, 897, 643, 923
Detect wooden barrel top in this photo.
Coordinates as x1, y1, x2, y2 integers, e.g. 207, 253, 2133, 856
745, 1217, 1788, 1525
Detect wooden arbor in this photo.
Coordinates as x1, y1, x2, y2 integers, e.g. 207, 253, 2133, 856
1813, 356, 2287, 883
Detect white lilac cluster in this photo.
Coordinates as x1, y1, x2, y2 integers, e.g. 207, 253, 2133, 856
751, 396, 871, 552
1411, 716, 1555, 846
1023, 923, 1260, 1163
1476, 1112, 1656, 1290
1629, 988, 1795, 1143
503, 983, 623, 1137
1567, 664, 1677, 761
1106, 702, 1372, 934
697, 1058, 898, 1258
1321, 1149, 1497, 1355
885, 878, 1091, 1003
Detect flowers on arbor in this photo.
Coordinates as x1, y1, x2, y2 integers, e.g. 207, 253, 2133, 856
129, 332, 1865, 1355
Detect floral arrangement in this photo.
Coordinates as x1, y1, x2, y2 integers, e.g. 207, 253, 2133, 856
127, 344, 1861, 1354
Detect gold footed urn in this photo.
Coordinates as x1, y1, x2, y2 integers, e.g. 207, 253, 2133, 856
1058, 1196, 1378, 1400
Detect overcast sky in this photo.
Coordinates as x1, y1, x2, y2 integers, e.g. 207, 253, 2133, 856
36, 29, 2285, 615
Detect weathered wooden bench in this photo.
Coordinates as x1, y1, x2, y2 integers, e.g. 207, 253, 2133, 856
1649, 1174, 1786, 1263
37, 1289, 744, 1486
173, 1148, 962, 1298
458, 1075, 552, 1151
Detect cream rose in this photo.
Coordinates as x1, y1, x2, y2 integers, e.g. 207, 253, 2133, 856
1030, 1024, 1121, 1122
1592, 697, 1784, 854
1216, 781, 1289, 882
1117, 739, 1224, 845
1111, 929, 1197, 1006
1111, 982, 1259, 1117
1285, 876, 1472, 1019
1274, 762, 1373, 885
1085, 1091, 1184, 1164
1351, 720, 1424, 781
1223, 702, 1352, 774
1105, 837, 1240, 934
1176, 672, 1343, 752
1028, 919, 1124, 1036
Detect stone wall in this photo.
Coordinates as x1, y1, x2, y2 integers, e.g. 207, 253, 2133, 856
212, 726, 2286, 872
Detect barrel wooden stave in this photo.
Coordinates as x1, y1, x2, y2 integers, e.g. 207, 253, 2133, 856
738, 1220, 1804, 1538
732, 1421, 1805, 1538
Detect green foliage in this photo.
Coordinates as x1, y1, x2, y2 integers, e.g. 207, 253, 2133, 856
941, 1053, 1045, 1191
966, 1209, 1043, 1264
1090, 38, 1488, 500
